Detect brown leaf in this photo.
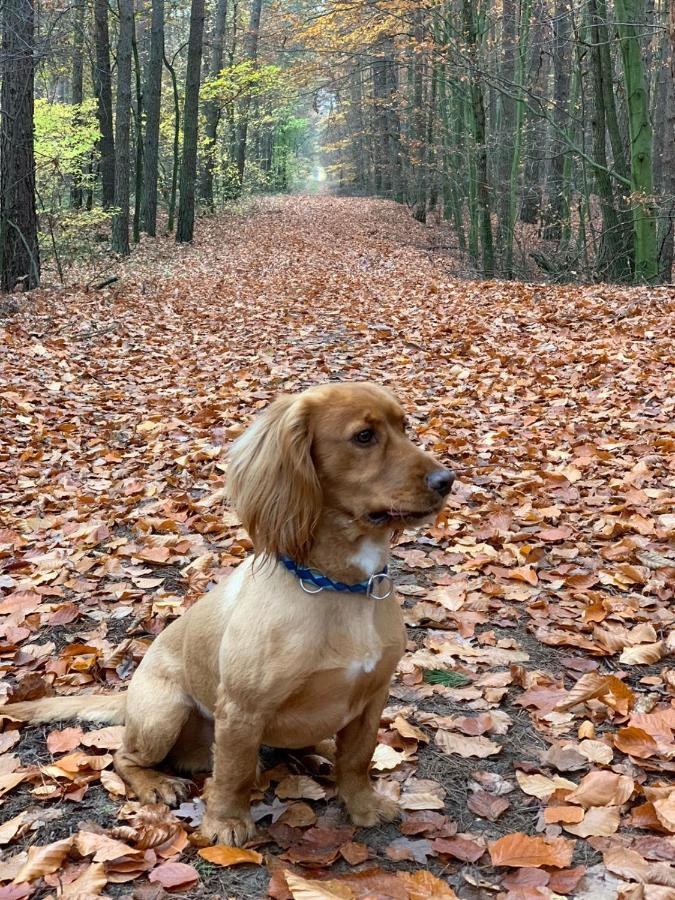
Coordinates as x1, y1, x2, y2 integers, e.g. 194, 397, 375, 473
431, 836, 485, 862
488, 833, 575, 868
148, 862, 200, 891
467, 790, 510, 822
435, 731, 501, 758
60, 861, 107, 898
14, 837, 74, 883
614, 726, 660, 759
653, 794, 675, 833
563, 806, 620, 837
566, 771, 634, 808
46, 726, 83, 754
397, 870, 458, 898
275, 775, 326, 801
284, 872, 354, 899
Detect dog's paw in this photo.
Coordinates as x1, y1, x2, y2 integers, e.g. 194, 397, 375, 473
135, 774, 193, 806
346, 792, 400, 828
198, 811, 256, 847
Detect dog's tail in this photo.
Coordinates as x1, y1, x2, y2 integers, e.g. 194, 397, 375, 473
1, 692, 127, 725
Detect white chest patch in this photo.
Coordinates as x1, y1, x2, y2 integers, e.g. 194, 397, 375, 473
346, 653, 381, 679
350, 539, 386, 577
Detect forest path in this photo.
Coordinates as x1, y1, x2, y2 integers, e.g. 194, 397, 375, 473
1, 196, 674, 898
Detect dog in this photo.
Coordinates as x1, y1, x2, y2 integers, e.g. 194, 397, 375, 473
3, 382, 454, 846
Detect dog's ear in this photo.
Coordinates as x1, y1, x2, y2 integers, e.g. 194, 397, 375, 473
226, 394, 321, 564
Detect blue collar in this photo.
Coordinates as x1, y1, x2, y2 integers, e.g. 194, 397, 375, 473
279, 555, 393, 600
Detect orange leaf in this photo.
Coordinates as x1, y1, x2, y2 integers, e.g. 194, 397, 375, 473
197, 845, 263, 866
14, 837, 74, 882
488, 833, 574, 868
613, 727, 659, 759
397, 870, 458, 899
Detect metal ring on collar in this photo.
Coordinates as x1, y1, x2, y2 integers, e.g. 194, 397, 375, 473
300, 578, 324, 595
367, 572, 394, 600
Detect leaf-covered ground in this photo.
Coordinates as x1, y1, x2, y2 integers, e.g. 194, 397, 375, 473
1, 196, 674, 900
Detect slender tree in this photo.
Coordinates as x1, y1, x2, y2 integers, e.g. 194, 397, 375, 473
176, 0, 206, 242
70, 0, 86, 208
199, 0, 228, 208
0, 0, 40, 291
614, 0, 658, 281
111, 0, 134, 255
235, 0, 263, 184
141, 0, 164, 234
93, 0, 115, 207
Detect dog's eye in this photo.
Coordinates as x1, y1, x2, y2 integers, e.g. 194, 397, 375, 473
353, 428, 375, 446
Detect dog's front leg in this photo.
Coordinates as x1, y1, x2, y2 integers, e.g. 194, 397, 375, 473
198, 695, 262, 847
336, 686, 400, 827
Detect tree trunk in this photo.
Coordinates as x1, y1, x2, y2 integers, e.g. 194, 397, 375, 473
132, 28, 143, 244
235, 0, 263, 185
70, 0, 85, 208
463, 0, 494, 277
615, 0, 658, 282
658, 0, 675, 281
93, 0, 115, 207
164, 49, 180, 232
0, 0, 40, 291
176, 0, 205, 243
542, 0, 571, 240
141, 0, 164, 234
411, 6, 427, 222
520, 0, 549, 224
588, 0, 631, 280
111, 0, 134, 255
504, 0, 533, 278
497, 0, 516, 248
199, 0, 228, 207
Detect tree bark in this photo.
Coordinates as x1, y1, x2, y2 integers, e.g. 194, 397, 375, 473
542, 0, 571, 241
164, 49, 180, 232
0, 0, 40, 291
132, 27, 143, 244
411, 7, 427, 222
199, 0, 228, 207
111, 0, 134, 255
176, 0, 206, 242
615, 0, 658, 282
70, 0, 86, 208
141, 0, 164, 234
658, 0, 675, 281
463, 0, 494, 277
93, 0, 115, 207
588, 0, 631, 280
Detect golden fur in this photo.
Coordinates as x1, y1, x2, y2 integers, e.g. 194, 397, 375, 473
2, 382, 454, 846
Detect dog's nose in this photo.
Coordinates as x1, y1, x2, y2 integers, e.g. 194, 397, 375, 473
426, 468, 455, 496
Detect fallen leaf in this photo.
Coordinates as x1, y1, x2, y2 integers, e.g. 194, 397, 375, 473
488, 833, 575, 868
435, 731, 501, 758
148, 862, 200, 891
198, 845, 263, 866
563, 806, 620, 837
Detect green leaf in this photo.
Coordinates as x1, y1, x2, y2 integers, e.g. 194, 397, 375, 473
423, 669, 471, 688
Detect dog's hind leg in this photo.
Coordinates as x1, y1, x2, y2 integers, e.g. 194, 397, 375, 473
113, 671, 194, 805
167, 710, 214, 775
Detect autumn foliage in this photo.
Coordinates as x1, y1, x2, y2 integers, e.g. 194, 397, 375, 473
1, 197, 674, 897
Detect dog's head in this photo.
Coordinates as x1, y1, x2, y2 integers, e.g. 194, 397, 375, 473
227, 382, 454, 563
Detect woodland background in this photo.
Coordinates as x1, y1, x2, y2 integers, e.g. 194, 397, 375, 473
0, 0, 674, 291
1, 1, 675, 898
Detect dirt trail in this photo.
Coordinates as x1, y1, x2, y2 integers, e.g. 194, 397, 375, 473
1, 197, 674, 898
